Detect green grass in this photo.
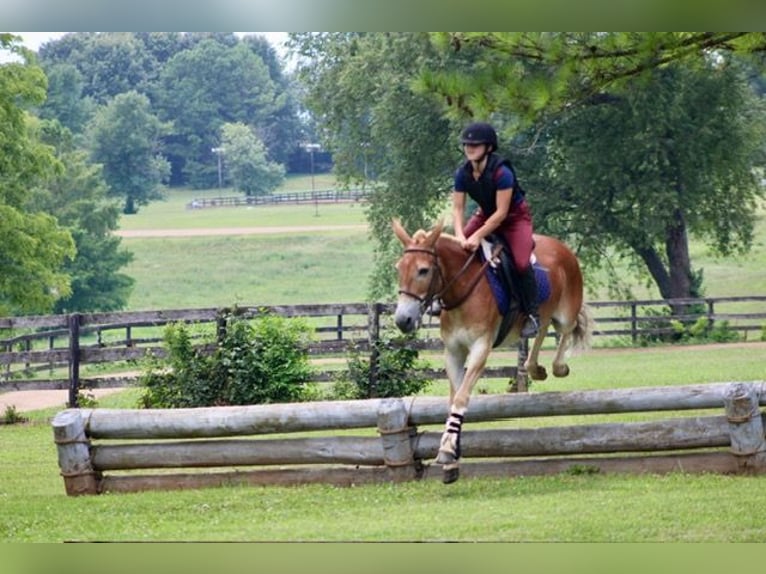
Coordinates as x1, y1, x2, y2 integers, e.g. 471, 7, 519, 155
3, 344, 766, 542
122, 229, 374, 310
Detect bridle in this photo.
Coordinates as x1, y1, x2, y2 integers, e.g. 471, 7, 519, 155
397, 246, 491, 313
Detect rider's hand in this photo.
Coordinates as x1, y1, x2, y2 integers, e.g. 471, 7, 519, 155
462, 235, 480, 252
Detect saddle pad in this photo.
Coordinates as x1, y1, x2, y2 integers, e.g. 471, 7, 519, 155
484, 261, 550, 316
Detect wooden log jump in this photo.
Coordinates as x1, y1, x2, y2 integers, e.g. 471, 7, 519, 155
52, 381, 766, 495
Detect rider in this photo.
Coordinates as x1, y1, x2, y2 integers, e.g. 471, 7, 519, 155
451, 121, 539, 338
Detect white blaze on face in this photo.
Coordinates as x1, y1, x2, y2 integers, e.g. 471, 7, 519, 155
394, 296, 422, 333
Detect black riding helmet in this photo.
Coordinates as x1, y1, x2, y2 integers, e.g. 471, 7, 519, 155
460, 122, 498, 152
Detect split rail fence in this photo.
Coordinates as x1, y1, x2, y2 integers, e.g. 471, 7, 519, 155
52, 380, 766, 495
2, 296, 765, 406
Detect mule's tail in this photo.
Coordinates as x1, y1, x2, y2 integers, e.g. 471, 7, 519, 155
571, 303, 593, 351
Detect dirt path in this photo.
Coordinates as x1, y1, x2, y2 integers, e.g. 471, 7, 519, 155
115, 224, 368, 238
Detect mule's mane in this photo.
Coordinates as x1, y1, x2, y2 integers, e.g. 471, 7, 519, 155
411, 228, 461, 247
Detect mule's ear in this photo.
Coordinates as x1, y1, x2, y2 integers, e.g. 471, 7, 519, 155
425, 219, 444, 247
391, 218, 411, 246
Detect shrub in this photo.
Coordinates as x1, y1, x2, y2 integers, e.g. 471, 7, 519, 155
2, 404, 27, 425
139, 311, 315, 408
330, 332, 431, 400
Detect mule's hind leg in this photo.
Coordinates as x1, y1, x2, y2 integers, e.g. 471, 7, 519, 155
552, 329, 572, 377
524, 319, 550, 380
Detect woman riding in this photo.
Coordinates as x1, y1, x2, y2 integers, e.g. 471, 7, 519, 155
452, 121, 539, 338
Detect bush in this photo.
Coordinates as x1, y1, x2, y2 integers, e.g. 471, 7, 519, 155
330, 332, 431, 400
139, 312, 315, 408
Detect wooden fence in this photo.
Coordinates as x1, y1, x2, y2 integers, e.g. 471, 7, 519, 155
52, 380, 766, 495
2, 296, 765, 405
186, 189, 369, 209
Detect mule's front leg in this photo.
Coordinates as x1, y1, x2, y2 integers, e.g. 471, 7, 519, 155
436, 339, 491, 484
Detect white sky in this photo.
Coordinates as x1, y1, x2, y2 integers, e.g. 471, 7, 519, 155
7, 31, 289, 55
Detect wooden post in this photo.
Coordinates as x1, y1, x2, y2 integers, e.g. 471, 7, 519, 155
367, 303, 382, 398
724, 382, 766, 473
509, 338, 529, 393
52, 409, 100, 495
630, 302, 638, 344
67, 313, 81, 408
377, 398, 418, 481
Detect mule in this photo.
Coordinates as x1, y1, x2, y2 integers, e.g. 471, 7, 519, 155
392, 219, 592, 483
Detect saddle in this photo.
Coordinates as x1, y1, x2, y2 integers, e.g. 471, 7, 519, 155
479, 235, 550, 347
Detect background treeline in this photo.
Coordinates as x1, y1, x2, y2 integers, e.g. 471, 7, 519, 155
36, 32, 328, 190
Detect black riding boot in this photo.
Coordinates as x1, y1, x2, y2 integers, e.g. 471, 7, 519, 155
518, 266, 540, 338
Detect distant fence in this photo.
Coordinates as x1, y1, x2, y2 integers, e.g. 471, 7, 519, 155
2, 296, 765, 406
52, 380, 766, 495
186, 189, 369, 209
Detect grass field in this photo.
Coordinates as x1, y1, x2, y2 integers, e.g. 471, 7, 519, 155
2, 343, 766, 542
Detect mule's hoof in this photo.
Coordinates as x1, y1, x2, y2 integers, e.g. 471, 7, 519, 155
442, 465, 460, 484
553, 364, 570, 377
529, 366, 548, 381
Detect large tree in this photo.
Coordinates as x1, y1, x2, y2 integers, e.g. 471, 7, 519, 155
86, 90, 171, 214
520, 63, 765, 308
0, 34, 76, 315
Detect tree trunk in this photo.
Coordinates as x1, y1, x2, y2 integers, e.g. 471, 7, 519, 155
664, 207, 693, 316
631, 207, 694, 318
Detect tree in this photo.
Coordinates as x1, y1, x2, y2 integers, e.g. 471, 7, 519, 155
523, 63, 765, 308
28, 120, 134, 313
219, 123, 285, 196
0, 34, 76, 315
86, 90, 170, 214
156, 39, 281, 188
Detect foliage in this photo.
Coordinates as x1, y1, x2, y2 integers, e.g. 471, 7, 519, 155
220, 122, 285, 196
0, 41, 76, 314
37, 33, 301, 188
139, 312, 315, 408
425, 33, 766, 127
528, 63, 764, 305
156, 39, 281, 188
29, 119, 134, 313
331, 332, 431, 399
86, 90, 171, 214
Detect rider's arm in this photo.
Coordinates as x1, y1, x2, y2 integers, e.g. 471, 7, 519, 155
452, 191, 467, 240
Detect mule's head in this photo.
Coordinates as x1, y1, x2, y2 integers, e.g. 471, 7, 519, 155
392, 219, 444, 333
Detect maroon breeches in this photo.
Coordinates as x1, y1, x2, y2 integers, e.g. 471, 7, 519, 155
463, 200, 534, 272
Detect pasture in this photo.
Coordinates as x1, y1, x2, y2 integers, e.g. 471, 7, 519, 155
2, 178, 766, 542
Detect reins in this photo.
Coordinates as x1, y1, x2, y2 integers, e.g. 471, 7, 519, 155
398, 246, 490, 312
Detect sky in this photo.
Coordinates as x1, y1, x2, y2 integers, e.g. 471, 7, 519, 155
6, 31, 290, 56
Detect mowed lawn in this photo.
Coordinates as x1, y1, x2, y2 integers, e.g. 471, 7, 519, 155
3, 343, 766, 542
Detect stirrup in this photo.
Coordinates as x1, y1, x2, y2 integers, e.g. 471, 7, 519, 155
520, 314, 539, 338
